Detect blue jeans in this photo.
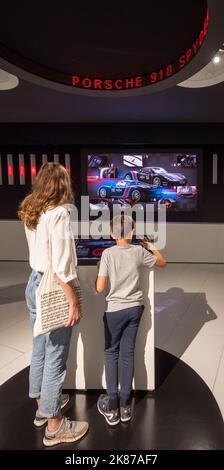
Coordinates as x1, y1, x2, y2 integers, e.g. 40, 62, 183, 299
25, 270, 72, 418
103, 305, 144, 401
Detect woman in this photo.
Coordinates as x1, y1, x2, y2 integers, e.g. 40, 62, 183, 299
18, 162, 88, 447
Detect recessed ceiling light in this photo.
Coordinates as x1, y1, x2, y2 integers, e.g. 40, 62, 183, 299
213, 55, 221, 64
0, 69, 19, 90
178, 48, 224, 88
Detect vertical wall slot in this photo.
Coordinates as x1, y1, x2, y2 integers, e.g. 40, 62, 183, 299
212, 153, 218, 185
0, 155, 2, 185
19, 154, 25, 185
7, 154, 14, 185
65, 154, 71, 174
30, 154, 36, 184
42, 154, 48, 164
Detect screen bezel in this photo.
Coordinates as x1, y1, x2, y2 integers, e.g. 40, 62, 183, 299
81, 146, 203, 223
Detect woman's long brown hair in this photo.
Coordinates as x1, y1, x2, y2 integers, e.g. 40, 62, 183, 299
18, 162, 74, 230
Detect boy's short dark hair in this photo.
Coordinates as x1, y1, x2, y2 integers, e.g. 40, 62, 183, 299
110, 214, 135, 239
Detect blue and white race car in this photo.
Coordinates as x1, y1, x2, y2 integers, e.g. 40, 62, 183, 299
97, 180, 149, 201
97, 180, 178, 207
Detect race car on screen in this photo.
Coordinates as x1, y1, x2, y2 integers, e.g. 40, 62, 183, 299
97, 180, 178, 207
124, 167, 187, 187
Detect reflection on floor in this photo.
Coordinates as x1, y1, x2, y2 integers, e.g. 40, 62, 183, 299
0, 262, 224, 417
1, 349, 224, 450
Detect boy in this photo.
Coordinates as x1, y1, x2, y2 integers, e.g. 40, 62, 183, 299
95, 214, 166, 425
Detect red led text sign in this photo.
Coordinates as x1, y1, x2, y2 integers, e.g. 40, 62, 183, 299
71, 10, 209, 91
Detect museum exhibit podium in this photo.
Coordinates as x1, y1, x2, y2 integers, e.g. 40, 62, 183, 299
64, 265, 155, 391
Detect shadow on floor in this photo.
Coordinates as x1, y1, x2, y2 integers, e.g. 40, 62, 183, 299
0, 283, 26, 305
155, 288, 217, 354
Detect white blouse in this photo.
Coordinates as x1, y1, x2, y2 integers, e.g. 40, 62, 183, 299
25, 205, 77, 283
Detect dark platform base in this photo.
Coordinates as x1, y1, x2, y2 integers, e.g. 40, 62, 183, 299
0, 349, 223, 450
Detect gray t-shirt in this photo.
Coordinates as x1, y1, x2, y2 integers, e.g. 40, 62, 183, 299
98, 244, 157, 312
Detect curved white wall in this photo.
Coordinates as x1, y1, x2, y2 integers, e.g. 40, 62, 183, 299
0, 221, 223, 263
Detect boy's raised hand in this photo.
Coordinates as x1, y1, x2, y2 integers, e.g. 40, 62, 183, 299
140, 237, 167, 267
140, 237, 156, 252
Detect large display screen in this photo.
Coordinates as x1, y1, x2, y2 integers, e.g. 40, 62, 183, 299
76, 239, 141, 264
86, 152, 199, 212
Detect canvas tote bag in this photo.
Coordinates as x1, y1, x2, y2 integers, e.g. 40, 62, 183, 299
34, 224, 82, 337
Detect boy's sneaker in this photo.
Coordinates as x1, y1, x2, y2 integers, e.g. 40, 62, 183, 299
34, 393, 70, 428
43, 417, 89, 447
120, 405, 132, 422
97, 394, 120, 426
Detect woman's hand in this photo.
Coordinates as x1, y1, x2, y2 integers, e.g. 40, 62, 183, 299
65, 303, 81, 327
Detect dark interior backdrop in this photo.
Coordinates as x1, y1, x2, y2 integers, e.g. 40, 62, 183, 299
0, 123, 223, 222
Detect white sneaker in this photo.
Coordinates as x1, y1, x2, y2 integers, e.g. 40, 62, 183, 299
43, 417, 89, 447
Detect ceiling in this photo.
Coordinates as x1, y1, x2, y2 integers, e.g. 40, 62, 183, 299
0, 0, 223, 123
0, 76, 224, 123
0, 1, 207, 81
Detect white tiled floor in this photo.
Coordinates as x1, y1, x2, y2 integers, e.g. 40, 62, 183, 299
0, 262, 32, 385
0, 261, 224, 417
